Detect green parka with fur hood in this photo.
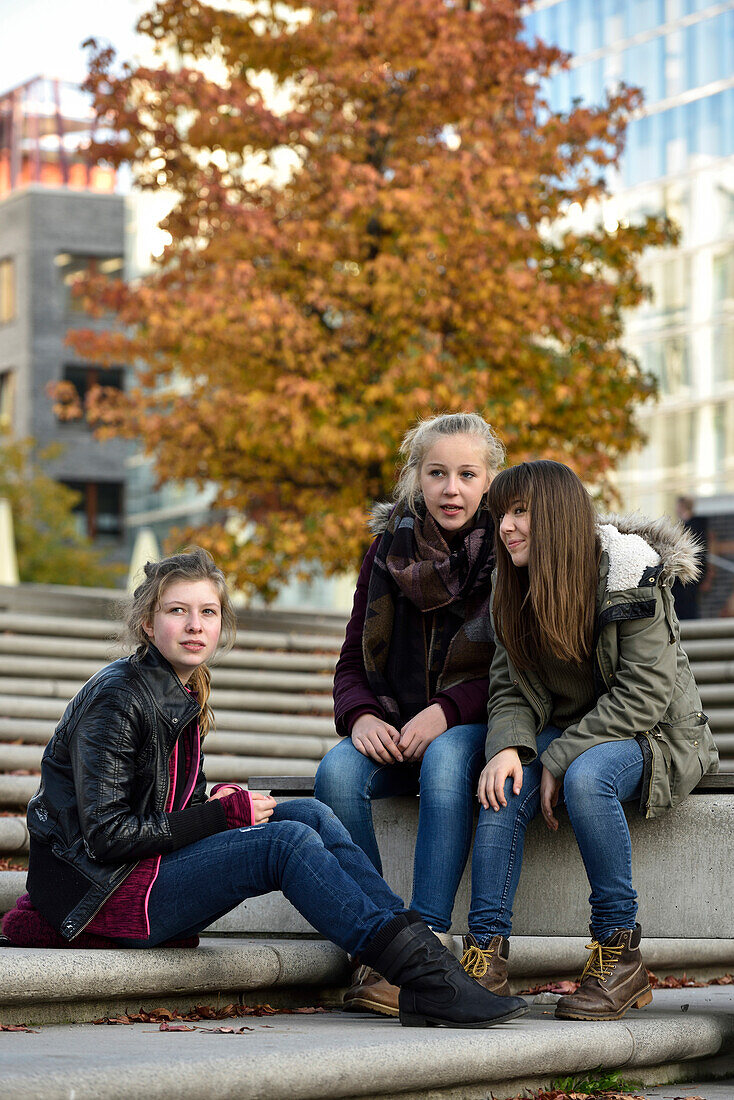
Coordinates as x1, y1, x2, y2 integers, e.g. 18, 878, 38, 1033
485, 515, 719, 818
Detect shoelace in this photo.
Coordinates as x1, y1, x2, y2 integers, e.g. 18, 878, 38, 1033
579, 939, 625, 983
460, 942, 495, 979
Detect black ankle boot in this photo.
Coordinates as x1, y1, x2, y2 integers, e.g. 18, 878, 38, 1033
361, 914, 528, 1028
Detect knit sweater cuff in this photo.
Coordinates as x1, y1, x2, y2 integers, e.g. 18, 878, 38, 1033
167, 799, 227, 849
220, 788, 254, 829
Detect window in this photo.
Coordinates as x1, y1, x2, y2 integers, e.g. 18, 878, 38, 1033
713, 248, 734, 311
62, 364, 124, 402
54, 253, 123, 315
713, 323, 734, 384
62, 481, 124, 540
0, 257, 14, 324
0, 370, 15, 429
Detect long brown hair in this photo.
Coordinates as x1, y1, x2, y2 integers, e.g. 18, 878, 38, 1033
487, 461, 599, 670
124, 547, 237, 736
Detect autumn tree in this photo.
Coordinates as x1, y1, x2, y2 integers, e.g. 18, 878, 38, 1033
60, 0, 676, 596
0, 435, 122, 587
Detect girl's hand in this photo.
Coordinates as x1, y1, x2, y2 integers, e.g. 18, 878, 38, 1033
398, 704, 448, 761
540, 766, 562, 831
209, 785, 240, 800
250, 792, 277, 825
477, 748, 523, 811
351, 715, 403, 763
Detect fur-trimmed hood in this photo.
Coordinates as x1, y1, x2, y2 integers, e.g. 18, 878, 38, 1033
598, 513, 702, 590
368, 500, 396, 536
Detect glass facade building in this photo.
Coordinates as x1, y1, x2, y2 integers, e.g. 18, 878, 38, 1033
525, 0, 734, 517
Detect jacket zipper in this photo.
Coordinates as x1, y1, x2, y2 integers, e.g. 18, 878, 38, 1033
515, 668, 547, 722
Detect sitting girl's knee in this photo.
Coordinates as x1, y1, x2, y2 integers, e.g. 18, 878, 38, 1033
563, 757, 603, 804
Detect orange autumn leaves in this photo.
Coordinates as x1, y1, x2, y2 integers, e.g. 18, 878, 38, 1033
61, 0, 676, 596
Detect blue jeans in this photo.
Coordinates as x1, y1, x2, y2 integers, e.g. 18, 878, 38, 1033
116, 800, 406, 955
469, 727, 644, 944
314, 724, 487, 932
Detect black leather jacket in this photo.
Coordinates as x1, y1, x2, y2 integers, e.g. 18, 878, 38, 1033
27, 645, 225, 939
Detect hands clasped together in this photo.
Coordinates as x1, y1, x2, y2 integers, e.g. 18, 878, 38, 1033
476, 747, 563, 832
350, 703, 448, 764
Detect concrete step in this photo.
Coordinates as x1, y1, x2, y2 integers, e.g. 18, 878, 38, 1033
0, 582, 349, 633
0, 634, 339, 672
688, 660, 734, 683
0, 936, 350, 1026
0, 776, 38, 807
0, 679, 334, 714
680, 617, 734, 639
0, 926, 730, 1023
0, 818, 28, 854
0, 612, 344, 651
0, 696, 335, 728
0, 965, 732, 1100
0, 734, 335, 776
0, 710, 337, 738
694, 683, 734, 705
0, 656, 335, 693
681, 637, 734, 660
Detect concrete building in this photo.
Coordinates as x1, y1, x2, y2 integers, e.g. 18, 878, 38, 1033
0, 77, 130, 547
525, 0, 734, 612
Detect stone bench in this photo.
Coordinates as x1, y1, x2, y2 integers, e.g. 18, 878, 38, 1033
195, 773, 734, 980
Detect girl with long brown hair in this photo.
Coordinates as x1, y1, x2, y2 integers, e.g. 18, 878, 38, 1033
4, 548, 527, 1030
463, 461, 717, 1021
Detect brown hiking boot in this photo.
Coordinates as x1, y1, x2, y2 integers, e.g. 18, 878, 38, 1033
460, 933, 511, 997
343, 964, 399, 1017
555, 924, 653, 1021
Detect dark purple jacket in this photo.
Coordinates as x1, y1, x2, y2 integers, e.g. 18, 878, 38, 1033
333, 539, 490, 736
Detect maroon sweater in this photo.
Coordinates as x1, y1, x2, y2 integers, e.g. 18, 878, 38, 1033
333, 539, 490, 737
85, 721, 202, 938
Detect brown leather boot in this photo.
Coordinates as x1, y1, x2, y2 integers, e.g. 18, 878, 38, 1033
555, 924, 653, 1021
342, 964, 399, 1017
460, 933, 511, 997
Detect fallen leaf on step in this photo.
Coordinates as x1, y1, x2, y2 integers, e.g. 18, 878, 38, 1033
0, 1024, 36, 1032
518, 980, 579, 996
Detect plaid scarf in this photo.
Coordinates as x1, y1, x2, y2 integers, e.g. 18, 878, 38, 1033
362, 503, 495, 728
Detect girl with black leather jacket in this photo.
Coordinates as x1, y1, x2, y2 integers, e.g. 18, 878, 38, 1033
3, 547, 526, 1030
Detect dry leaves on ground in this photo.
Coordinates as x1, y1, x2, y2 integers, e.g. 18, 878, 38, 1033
92, 1003, 328, 1025
0, 1023, 36, 1032
521, 972, 733, 996
518, 980, 579, 996
155, 1021, 254, 1034
647, 970, 733, 988
0, 857, 26, 871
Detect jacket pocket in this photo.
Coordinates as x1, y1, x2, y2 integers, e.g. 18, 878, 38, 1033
656, 712, 712, 807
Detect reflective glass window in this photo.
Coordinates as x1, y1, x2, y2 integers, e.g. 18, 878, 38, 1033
713, 247, 734, 310
555, 0, 576, 53
0, 370, 15, 429
62, 481, 124, 540
713, 323, 734, 384
626, 0, 665, 36
55, 253, 123, 315
662, 408, 697, 469
0, 257, 14, 324
624, 41, 665, 101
